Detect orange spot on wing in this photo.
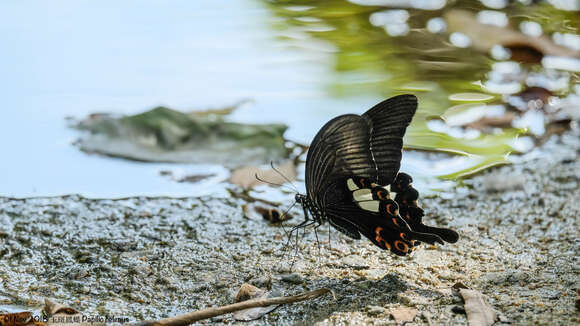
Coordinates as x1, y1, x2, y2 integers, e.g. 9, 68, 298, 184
392, 218, 399, 226
376, 190, 383, 200
375, 227, 390, 249
360, 178, 365, 187
394, 240, 409, 253
400, 232, 407, 240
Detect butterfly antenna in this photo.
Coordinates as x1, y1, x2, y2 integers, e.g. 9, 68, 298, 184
254, 173, 297, 193
270, 161, 299, 193
278, 201, 297, 240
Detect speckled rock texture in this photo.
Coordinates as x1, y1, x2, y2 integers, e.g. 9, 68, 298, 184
1, 129, 579, 325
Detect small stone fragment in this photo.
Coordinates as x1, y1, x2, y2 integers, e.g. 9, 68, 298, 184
280, 273, 304, 285
366, 305, 385, 316
390, 307, 417, 323
459, 289, 498, 326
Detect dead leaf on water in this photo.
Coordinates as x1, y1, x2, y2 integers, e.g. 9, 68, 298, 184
459, 289, 498, 326
390, 307, 417, 323
233, 283, 279, 321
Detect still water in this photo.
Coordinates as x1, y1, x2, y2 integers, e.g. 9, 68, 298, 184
0, 0, 578, 197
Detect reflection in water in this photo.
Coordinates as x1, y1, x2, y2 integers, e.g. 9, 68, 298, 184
265, 0, 579, 182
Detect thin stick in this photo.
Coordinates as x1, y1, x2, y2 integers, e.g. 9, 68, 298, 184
129, 288, 332, 326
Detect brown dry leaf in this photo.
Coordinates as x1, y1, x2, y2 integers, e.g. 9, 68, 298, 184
444, 10, 580, 60
390, 307, 417, 323
230, 161, 297, 189
44, 299, 105, 326
459, 289, 498, 326
233, 283, 279, 321
242, 203, 292, 223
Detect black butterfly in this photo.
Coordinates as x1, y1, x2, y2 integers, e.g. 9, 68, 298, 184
294, 94, 458, 256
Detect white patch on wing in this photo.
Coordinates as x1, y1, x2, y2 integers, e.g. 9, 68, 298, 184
357, 200, 380, 212
347, 178, 358, 191
385, 184, 391, 192
353, 189, 373, 201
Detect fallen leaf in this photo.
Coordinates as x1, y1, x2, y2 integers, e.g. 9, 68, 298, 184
459, 289, 498, 326
230, 161, 297, 189
233, 283, 279, 321
73, 106, 289, 167
390, 307, 417, 323
242, 203, 292, 223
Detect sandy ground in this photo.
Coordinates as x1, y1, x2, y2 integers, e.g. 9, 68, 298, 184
0, 128, 579, 325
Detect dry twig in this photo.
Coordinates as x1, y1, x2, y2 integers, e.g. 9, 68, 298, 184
129, 288, 332, 326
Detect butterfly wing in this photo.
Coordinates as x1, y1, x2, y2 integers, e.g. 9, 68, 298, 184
326, 202, 444, 256
392, 173, 459, 243
305, 94, 418, 207
361, 94, 418, 185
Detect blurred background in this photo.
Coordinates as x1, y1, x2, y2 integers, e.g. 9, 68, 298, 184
0, 0, 578, 198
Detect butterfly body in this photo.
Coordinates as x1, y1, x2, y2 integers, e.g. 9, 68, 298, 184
296, 94, 458, 256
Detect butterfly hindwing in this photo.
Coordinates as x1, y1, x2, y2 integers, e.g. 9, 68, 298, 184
347, 177, 410, 232
392, 173, 460, 243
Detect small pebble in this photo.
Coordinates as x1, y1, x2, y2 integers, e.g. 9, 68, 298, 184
366, 305, 385, 316
280, 273, 303, 284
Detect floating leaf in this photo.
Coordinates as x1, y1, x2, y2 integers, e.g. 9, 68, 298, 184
73, 106, 289, 168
